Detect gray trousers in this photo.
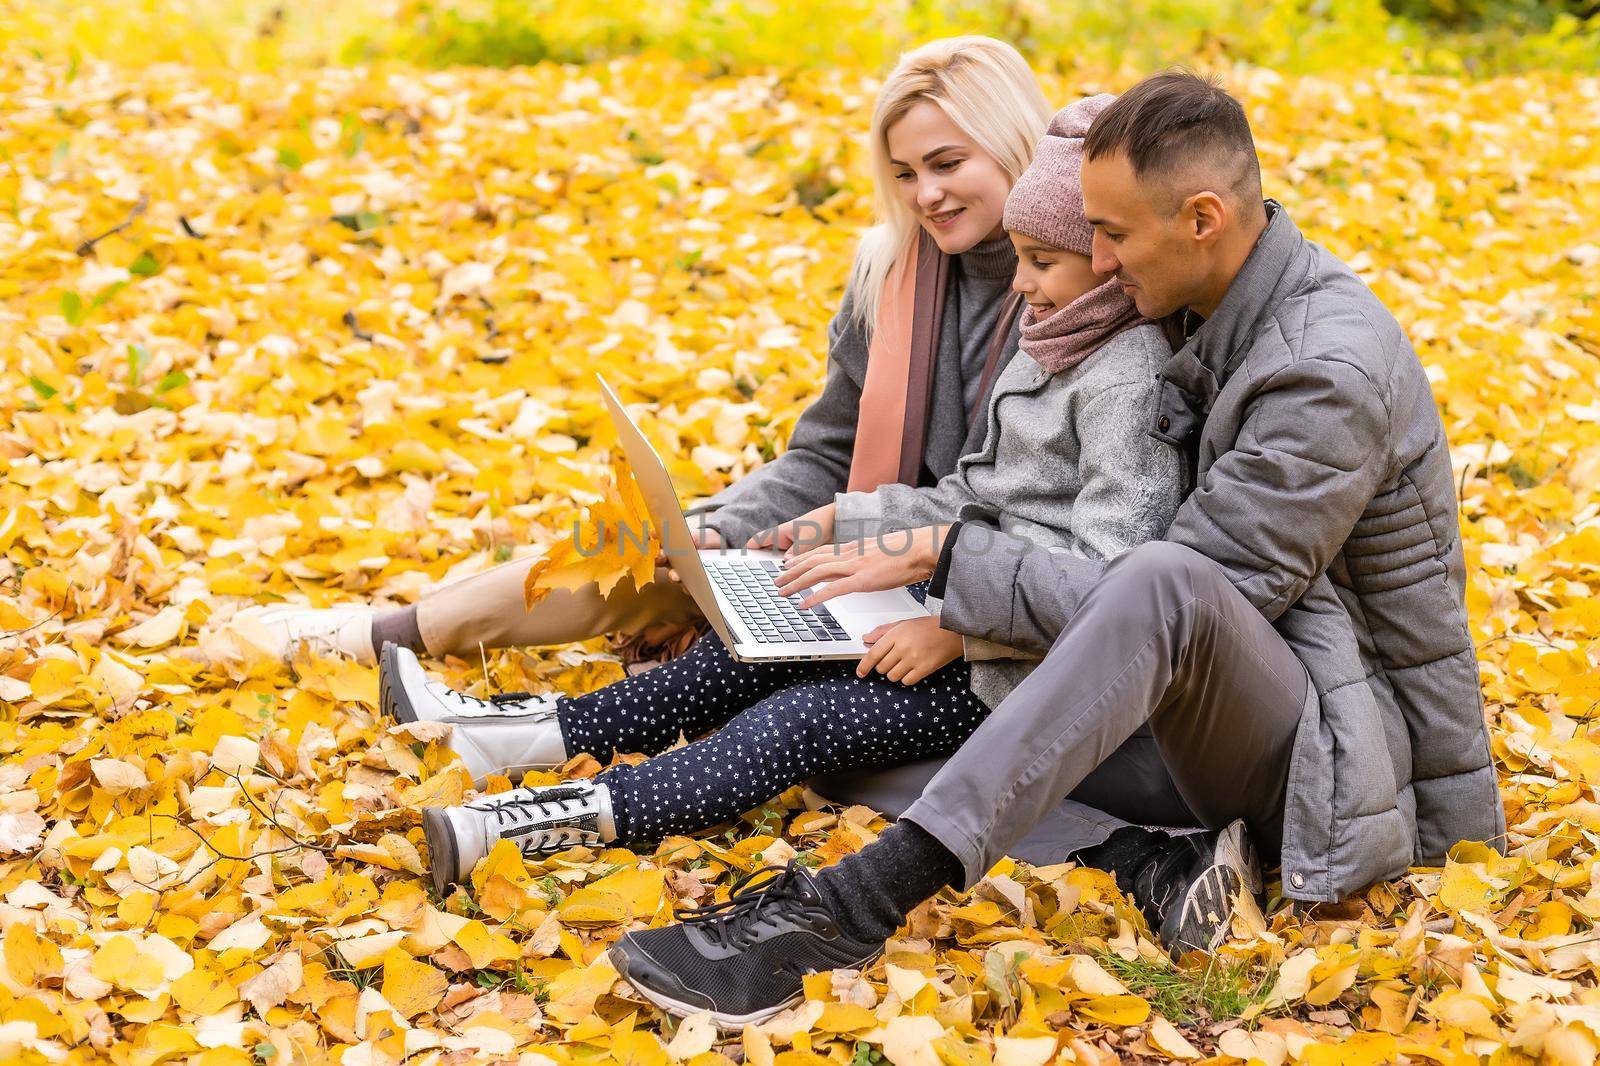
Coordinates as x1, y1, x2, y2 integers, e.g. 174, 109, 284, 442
896, 541, 1311, 890
812, 727, 1197, 868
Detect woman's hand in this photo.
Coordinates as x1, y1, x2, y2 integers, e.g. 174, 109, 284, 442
774, 524, 950, 610
689, 526, 724, 552
746, 502, 837, 554
856, 615, 963, 685
661, 525, 724, 582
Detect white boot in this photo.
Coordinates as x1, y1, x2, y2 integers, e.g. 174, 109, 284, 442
232, 604, 376, 664
379, 643, 568, 785
422, 780, 615, 895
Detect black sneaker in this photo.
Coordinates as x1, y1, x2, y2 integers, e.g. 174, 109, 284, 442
609, 861, 883, 1028
1132, 819, 1262, 956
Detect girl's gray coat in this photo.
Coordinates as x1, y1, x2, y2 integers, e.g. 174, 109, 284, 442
834, 321, 1185, 707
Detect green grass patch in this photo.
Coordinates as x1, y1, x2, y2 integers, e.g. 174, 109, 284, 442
1097, 951, 1273, 1025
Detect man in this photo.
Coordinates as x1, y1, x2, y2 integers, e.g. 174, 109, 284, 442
606, 70, 1504, 1027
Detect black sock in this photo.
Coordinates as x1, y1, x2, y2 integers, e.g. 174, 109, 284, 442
371, 605, 426, 655
1071, 825, 1171, 895
816, 820, 962, 943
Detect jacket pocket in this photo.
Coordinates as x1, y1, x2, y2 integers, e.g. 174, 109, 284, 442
1149, 374, 1204, 450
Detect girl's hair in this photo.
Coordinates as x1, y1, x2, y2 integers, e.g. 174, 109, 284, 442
848, 36, 1051, 334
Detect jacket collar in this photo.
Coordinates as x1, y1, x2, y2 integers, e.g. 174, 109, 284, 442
1164, 201, 1303, 409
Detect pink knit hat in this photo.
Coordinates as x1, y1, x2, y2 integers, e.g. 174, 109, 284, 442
1002, 94, 1117, 256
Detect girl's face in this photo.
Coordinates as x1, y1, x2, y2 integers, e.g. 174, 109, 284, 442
1009, 235, 1103, 317
885, 101, 1013, 254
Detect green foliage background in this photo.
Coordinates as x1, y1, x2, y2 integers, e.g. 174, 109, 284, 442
5, 0, 1596, 75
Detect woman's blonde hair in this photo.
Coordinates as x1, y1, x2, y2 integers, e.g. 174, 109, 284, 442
848, 36, 1051, 333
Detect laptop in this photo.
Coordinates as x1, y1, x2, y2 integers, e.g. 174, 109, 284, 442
596, 374, 928, 662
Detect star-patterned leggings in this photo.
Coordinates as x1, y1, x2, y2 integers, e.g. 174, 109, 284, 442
556, 583, 991, 846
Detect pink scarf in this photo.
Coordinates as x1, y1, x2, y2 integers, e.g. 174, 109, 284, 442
1021, 277, 1145, 374
848, 241, 922, 492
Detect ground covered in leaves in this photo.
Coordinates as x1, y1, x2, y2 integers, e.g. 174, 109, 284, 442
1, 45, 1599, 1066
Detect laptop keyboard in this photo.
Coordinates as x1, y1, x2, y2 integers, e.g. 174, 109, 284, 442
706, 558, 851, 645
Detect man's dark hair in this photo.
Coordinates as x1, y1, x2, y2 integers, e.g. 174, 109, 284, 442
1084, 69, 1262, 208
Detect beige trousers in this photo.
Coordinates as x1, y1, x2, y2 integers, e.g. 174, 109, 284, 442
414, 554, 702, 658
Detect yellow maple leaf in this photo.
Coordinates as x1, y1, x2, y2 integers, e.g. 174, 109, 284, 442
524, 452, 659, 609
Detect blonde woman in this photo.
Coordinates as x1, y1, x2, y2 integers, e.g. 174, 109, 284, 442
240, 36, 1051, 680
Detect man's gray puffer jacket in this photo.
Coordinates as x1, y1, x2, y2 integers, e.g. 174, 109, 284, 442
936, 203, 1504, 902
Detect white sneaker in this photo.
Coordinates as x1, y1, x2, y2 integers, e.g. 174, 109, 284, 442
379, 642, 568, 785
422, 780, 615, 896
233, 604, 377, 664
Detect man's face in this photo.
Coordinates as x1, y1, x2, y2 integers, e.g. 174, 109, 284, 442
1080, 151, 1204, 319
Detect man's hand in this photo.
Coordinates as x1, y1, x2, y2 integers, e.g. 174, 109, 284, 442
746, 503, 836, 555
660, 525, 724, 582
774, 524, 950, 609
857, 615, 963, 685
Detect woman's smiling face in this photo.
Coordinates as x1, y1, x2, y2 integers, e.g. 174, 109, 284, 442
885, 100, 1013, 254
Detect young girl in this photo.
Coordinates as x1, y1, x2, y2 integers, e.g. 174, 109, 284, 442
406, 96, 1188, 896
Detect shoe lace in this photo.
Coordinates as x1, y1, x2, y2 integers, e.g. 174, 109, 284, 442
442, 687, 550, 715
1131, 836, 1204, 928
444, 688, 495, 710
299, 633, 337, 656
676, 862, 809, 949
480, 788, 592, 833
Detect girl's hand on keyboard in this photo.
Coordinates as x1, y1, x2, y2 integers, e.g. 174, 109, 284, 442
857, 616, 963, 685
